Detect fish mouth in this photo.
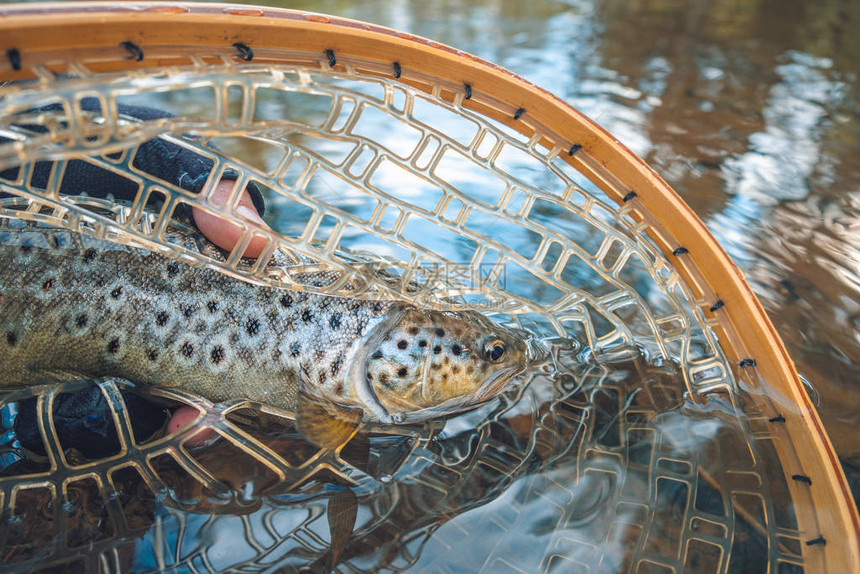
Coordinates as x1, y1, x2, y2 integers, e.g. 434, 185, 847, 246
473, 364, 524, 402
380, 364, 525, 424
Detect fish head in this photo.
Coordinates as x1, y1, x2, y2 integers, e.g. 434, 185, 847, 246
351, 305, 528, 422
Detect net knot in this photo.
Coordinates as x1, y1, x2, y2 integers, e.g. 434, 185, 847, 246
232, 42, 254, 62
120, 41, 144, 62
6, 48, 21, 71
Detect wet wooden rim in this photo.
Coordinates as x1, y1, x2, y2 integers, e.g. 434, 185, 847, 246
0, 3, 857, 571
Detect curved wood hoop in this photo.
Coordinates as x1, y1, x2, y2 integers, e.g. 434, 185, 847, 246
0, 3, 856, 572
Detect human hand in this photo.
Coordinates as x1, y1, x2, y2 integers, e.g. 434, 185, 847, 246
191, 179, 270, 259
169, 179, 274, 445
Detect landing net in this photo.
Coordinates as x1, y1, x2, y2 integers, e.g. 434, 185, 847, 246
0, 3, 856, 574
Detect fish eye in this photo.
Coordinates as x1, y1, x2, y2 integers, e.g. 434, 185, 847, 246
484, 338, 506, 362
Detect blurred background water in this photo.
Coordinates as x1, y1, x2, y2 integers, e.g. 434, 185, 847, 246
209, 0, 860, 502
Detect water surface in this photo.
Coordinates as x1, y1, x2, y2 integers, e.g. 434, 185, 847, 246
231, 0, 860, 501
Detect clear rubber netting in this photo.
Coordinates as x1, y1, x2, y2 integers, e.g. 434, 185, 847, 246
0, 18, 853, 574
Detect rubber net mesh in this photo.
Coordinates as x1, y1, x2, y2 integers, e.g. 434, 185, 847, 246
0, 53, 812, 573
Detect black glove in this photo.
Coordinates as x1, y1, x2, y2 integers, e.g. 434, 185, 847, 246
14, 386, 168, 460
0, 98, 266, 218
2, 101, 262, 460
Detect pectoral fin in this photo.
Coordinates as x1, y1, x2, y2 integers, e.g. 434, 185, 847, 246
296, 389, 362, 450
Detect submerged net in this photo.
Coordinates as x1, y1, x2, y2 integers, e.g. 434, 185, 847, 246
0, 4, 855, 574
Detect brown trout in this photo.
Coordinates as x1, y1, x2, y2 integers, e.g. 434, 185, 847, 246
0, 218, 528, 447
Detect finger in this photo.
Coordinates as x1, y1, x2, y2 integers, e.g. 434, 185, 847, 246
191, 179, 269, 259
167, 405, 217, 446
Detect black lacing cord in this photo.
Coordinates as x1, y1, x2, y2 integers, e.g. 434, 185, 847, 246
120, 41, 144, 62
232, 42, 254, 62
6, 48, 21, 71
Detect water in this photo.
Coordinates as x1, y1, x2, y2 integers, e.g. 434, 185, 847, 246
234, 0, 859, 508
0, 345, 792, 572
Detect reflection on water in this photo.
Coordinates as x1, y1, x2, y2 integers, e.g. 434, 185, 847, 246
234, 0, 860, 503
0, 344, 792, 573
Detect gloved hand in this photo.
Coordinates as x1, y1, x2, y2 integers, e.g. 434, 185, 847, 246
3, 102, 270, 461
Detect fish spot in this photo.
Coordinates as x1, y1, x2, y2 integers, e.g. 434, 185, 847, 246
335, 382, 344, 394
397, 340, 408, 350
6, 332, 18, 346
180, 341, 194, 358
379, 373, 392, 388
372, 302, 384, 315
318, 371, 327, 384
107, 338, 121, 354
397, 367, 408, 377
452, 365, 460, 374
289, 342, 301, 357
407, 326, 420, 336
418, 339, 427, 348
430, 362, 439, 370
82, 248, 97, 263
147, 349, 159, 361
301, 309, 314, 323
452, 344, 462, 356
443, 357, 450, 365
166, 261, 180, 277
246, 318, 261, 336
367, 372, 373, 380
433, 345, 442, 354
466, 365, 475, 375
314, 349, 326, 362
371, 350, 383, 360
155, 311, 170, 327
329, 314, 342, 330
182, 306, 195, 318
110, 286, 123, 299
211, 345, 225, 364
42, 277, 55, 291
280, 294, 293, 308
207, 301, 219, 313
20, 244, 32, 253
435, 328, 445, 337
331, 353, 344, 377
442, 373, 449, 382
75, 314, 88, 328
